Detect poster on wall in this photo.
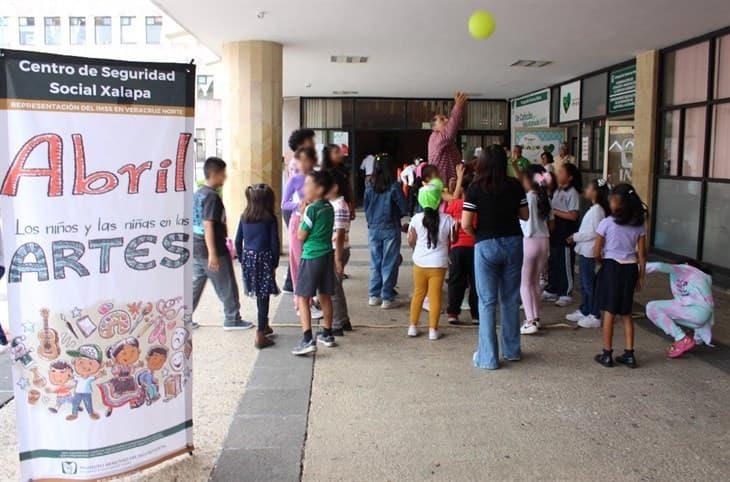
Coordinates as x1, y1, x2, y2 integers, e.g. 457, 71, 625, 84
514, 128, 566, 164
608, 64, 637, 114
559, 80, 581, 122
0, 49, 195, 480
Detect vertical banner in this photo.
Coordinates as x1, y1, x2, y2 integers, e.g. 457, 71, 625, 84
559, 80, 581, 123
0, 49, 195, 480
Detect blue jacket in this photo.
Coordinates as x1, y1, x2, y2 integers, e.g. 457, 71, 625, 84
364, 181, 407, 230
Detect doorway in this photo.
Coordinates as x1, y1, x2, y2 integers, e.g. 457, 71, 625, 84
603, 120, 635, 184
352, 130, 430, 204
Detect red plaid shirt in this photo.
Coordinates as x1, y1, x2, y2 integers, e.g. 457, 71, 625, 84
427, 103, 464, 183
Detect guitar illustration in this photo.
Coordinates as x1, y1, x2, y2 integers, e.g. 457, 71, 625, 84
37, 308, 60, 361
30, 366, 46, 388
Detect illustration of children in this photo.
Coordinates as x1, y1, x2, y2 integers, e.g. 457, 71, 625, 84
136, 346, 168, 405
45, 360, 75, 414
98, 337, 145, 417
65, 344, 105, 421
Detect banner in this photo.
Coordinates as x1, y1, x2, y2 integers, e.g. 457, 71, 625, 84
0, 49, 195, 480
514, 128, 566, 164
559, 80, 581, 122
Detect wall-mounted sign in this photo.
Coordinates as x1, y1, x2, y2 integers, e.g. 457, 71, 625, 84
559, 80, 581, 122
511, 89, 551, 129
608, 64, 637, 114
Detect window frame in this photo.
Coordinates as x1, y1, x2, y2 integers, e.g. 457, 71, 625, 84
145, 16, 162, 44
18, 17, 36, 45
43, 16, 61, 45
120, 16, 136, 45
69, 16, 86, 45
94, 16, 112, 45
652, 26, 730, 269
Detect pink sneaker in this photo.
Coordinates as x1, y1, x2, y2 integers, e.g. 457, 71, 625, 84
667, 336, 695, 358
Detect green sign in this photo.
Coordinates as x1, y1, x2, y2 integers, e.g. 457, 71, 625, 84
609, 64, 636, 113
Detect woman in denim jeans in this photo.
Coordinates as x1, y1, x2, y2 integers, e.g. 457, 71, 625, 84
364, 154, 408, 309
462, 145, 529, 370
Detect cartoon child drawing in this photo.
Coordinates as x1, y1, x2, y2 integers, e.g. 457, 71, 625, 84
45, 360, 75, 414
66, 344, 105, 421
98, 337, 145, 417
136, 346, 168, 405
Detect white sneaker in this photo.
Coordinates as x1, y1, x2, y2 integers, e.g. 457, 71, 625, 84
555, 296, 573, 307
368, 296, 382, 306
381, 299, 399, 310
407, 325, 418, 337
565, 309, 584, 323
541, 291, 558, 302
428, 328, 440, 340
520, 321, 538, 335
578, 314, 601, 328
310, 306, 323, 319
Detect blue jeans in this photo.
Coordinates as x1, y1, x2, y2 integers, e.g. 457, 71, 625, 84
71, 393, 94, 416
578, 255, 599, 318
473, 236, 523, 370
368, 227, 401, 301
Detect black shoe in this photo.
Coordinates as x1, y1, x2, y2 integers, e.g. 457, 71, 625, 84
342, 320, 353, 332
331, 328, 344, 337
594, 349, 614, 367
615, 350, 638, 369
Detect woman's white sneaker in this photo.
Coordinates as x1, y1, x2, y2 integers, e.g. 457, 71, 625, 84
578, 314, 601, 328
428, 328, 440, 340
368, 296, 382, 306
520, 321, 538, 335
407, 325, 418, 337
565, 310, 584, 323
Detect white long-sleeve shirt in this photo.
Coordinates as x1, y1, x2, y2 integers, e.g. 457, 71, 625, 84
573, 204, 606, 258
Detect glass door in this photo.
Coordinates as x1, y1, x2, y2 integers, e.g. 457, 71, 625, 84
603, 120, 635, 185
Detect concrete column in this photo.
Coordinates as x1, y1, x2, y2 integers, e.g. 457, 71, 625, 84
632, 50, 659, 227
221, 40, 283, 234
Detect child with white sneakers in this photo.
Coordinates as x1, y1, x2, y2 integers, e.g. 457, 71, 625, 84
566, 178, 610, 328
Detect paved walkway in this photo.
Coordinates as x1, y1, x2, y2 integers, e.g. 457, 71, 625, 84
0, 214, 728, 480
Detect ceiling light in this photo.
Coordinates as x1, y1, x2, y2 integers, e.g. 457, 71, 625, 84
256, 11, 266, 19
510, 60, 552, 68
330, 56, 369, 64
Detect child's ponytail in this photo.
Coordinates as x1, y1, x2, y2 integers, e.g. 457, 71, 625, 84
422, 207, 440, 249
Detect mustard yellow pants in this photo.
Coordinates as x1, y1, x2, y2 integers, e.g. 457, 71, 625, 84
409, 266, 447, 329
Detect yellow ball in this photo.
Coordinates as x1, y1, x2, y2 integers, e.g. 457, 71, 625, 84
468, 10, 496, 40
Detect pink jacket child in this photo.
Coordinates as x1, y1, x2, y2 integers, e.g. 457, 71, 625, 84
645, 261, 714, 358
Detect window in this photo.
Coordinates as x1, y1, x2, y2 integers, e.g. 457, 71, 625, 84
69, 17, 86, 45
195, 129, 207, 163
581, 73, 608, 118
663, 41, 709, 106
19, 17, 35, 45
215, 129, 223, 158
654, 179, 702, 258
660, 111, 681, 176
145, 16, 162, 44
710, 104, 730, 178
654, 31, 730, 268
354, 99, 406, 129
94, 16, 111, 45
44, 17, 61, 45
302, 99, 353, 128
0, 17, 9, 46
120, 16, 136, 44
715, 34, 730, 99
464, 101, 508, 129
196, 75, 215, 100
406, 100, 453, 129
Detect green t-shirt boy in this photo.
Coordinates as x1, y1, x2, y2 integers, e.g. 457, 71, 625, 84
300, 199, 334, 259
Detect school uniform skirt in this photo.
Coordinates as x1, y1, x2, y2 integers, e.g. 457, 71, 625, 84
595, 259, 639, 316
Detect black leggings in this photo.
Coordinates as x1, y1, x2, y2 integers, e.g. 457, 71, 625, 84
256, 295, 270, 332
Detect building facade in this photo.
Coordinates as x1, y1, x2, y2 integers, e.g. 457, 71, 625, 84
0, 0, 222, 179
